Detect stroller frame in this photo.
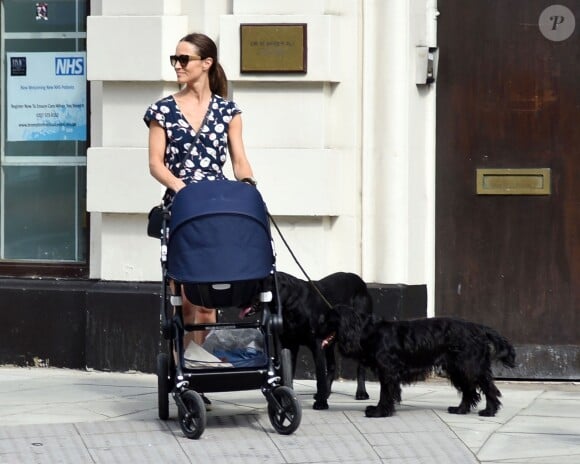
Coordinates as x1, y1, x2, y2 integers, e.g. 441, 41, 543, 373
155, 181, 301, 439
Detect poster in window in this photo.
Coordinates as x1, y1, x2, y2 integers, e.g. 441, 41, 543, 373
35, 2, 49, 21
6, 52, 87, 142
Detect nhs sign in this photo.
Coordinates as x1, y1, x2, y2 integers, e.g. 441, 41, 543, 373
55, 56, 85, 76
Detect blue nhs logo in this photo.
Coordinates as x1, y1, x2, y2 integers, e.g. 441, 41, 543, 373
55, 57, 85, 75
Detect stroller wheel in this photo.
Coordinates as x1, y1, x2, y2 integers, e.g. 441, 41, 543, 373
280, 348, 294, 389
178, 390, 207, 439
157, 352, 170, 420
267, 386, 302, 435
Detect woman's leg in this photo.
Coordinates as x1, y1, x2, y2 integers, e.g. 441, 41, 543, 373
182, 290, 216, 347
180, 291, 216, 409
170, 281, 216, 348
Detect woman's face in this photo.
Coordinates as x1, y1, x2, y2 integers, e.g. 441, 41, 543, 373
173, 41, 208, 85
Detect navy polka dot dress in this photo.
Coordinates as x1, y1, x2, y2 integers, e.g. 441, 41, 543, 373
144, 94, 242, 207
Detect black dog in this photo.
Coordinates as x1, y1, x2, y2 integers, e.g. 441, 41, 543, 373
319, 305, 516, 417
275, 271, 373, 409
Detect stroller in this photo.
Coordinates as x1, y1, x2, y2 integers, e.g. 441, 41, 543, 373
155, 180, 301, 439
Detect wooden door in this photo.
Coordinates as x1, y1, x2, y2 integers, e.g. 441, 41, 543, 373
436, 1, 580, 378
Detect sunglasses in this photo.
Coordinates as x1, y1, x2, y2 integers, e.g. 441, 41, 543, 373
170, 54, 202, 67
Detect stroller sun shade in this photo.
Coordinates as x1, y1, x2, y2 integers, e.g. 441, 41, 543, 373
167, 180, 274, 285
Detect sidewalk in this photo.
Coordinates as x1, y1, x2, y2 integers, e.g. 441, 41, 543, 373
0, 367, 579, 463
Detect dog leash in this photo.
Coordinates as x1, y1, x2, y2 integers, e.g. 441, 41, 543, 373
267, 213, 334, 310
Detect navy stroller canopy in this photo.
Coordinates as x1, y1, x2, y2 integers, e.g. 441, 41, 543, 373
167, 180, 274, 284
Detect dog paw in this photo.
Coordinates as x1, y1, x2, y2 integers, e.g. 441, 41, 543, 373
313, 400, 329, 410
448, 406, 469, 415
365, 405, 391, 417
478, 409, 497, 417
356, 391, 370, 400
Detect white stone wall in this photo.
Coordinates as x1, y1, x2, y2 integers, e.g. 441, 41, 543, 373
86, 0, 437, 315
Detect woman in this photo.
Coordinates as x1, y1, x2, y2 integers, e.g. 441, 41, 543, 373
144, 33, 256, 348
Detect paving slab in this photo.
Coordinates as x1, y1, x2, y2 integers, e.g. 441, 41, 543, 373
1, 368, 580, 463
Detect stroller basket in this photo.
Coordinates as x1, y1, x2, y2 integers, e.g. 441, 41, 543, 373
186, 326, 268, 370
167, 180, 274, 308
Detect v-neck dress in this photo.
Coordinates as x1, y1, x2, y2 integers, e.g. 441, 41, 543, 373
144, 94, 242, 207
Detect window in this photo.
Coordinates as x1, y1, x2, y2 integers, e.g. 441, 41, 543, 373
0, 0, 88, 277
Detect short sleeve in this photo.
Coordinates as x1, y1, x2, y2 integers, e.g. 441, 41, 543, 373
230, 101, 242, 117
143, 102, 166, 128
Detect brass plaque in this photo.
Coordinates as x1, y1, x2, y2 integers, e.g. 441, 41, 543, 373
476, 168, 551, 195
240, 23, 307, 73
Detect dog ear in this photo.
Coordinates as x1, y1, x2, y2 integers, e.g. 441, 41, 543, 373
332, 305, 363, 356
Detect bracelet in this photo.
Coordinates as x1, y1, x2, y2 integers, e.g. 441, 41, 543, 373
241, 177, 257, 186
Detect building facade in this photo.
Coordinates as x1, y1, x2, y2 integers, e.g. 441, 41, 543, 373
0, 0, 580, 379
0, 0, 434, 372
86, 0, 436, 297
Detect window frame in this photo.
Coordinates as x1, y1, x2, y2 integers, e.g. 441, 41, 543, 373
0, 1, 90, 278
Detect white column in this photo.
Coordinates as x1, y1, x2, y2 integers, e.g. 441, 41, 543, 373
361, 0, 436, 314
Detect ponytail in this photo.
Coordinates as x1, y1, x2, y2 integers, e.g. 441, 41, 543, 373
209, 61, 228, 97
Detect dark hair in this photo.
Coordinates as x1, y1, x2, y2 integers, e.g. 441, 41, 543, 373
180, 32, 228, 97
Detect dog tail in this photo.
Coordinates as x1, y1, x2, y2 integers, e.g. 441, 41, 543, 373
484, 328, 516, 368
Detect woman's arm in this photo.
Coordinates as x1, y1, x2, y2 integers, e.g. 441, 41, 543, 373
148, 122, 186, 193
228, 114, 255, 181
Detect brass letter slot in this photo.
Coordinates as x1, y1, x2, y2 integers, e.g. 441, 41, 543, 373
476, 168, 551, 195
